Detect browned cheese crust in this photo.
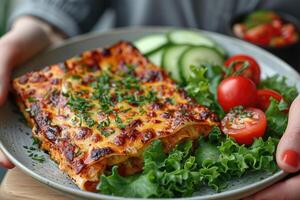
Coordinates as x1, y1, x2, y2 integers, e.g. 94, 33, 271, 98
13, 41, 219, 191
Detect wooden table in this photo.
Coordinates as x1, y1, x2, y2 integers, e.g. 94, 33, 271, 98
0, 168, 72, 200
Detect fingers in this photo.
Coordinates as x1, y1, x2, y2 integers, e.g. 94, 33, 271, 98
0, 58, 11, 106
0, 16, 65, 70
9, 16, 65, 65
0, 16, 60, 169
0, 71, 10, 106
0, 150, 14, 169
0, 16, 60, 105
276, 96, 300, 173
0, 16, 65, 169
244, 173, 300, 200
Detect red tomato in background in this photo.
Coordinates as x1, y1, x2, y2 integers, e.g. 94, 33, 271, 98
272, 19, 283, 30
221, 107, 267, 145
244, 24, 274, 46
282, 24, 299, 44
256, 89, 283, 110
271, 19, 283, 36
217, 76, 257, 112
224, 55, 261, 85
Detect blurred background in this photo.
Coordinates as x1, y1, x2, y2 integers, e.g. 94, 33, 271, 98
0, 0, 19, 36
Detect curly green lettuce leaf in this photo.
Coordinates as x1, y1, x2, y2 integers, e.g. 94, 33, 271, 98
98, 141, 163, 198
98, 126, 278, 198
143, 140, 167, 171
185, 64, 224, 117
217, 137, 278, 174
265, 98, 288, 138
98, 166, 158, 198
195, 127, 278, 191
98, 140, 202, 198
259, 75, 298, 104
148, 140, 202, 197
184, 65, 213, 107
195, 137, 220, 166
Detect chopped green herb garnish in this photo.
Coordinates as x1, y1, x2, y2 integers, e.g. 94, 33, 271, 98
165, 97, 175, 105
85, 117, 96, 127
101, 129, 115, 137
138, 108, 146, 115
71, 75, 81, 80
67, 95, 94, 113
121, 108, 132, 113
30, 154, 45, 163
24, 137, 45, 163
29, 147, 37, 151
67, 95, 95, 127
115, 114, 126, 129
28, 96, 37, 103
75, 148, 82, 157
97, 117, 111, 129
32, 137, 40, 146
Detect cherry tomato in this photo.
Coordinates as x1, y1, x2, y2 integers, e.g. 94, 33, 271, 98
271, 19, 283, 36
256, 89, 283, 110
244, 24, 274, 46
224, 54, 261, 85
272, 19, 283, 30
217, 76, 257, 112
282, 24, 299, 44
221, 107, 267, 145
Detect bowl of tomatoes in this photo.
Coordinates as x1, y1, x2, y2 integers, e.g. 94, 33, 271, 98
227, 10, 300, 65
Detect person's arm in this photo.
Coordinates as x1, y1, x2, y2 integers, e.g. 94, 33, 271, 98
0, 16, 65, 168
0, 16, 65, 106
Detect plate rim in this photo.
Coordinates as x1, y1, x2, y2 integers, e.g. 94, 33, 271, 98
1, 26, 296, 200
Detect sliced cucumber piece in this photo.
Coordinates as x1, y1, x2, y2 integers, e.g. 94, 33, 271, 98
147, 47, 166, 67
179, 46, 224, 82
134, 34, 168, 54
168, 30, 227, 57
215, 46, 226, 57
162, 45, 190, 82
168, 30, 215, 47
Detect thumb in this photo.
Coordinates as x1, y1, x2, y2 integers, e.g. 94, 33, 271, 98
276, 95, 300, 172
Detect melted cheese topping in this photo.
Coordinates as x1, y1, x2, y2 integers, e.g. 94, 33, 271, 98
13, 41, 219, 191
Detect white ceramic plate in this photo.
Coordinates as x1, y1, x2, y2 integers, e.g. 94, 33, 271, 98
1, 27, 299, 200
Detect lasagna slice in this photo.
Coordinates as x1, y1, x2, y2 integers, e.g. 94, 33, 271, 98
13, 41, 219, 191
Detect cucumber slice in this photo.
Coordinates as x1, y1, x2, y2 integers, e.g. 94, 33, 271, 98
179, 46, 224, 82
162, 45, 190, 82
168, 30, 215, 47
147, 47, 166, 67
168, 30, 226, 57
134, 34, 168, 54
